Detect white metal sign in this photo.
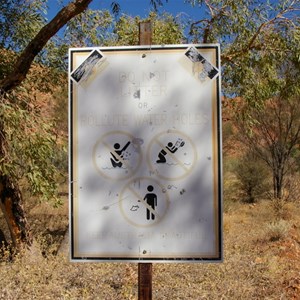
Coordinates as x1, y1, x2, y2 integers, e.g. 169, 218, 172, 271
69, 45, 222, 262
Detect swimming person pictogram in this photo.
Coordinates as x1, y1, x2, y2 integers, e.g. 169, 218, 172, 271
110, 141, 131, 168
156, 138, 185, 163
93, 131, 142, 180
110, 142, 130, 167
143, 185, 157, 220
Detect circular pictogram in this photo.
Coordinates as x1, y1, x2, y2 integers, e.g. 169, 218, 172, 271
119, 177, 169, 227
147, 129, 197, 180
93, 131, 143, 180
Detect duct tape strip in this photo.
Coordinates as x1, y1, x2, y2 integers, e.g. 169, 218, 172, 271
185, 46, 219, 81
71, 49, 108, 87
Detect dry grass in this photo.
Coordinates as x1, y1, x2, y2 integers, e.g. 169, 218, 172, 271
1, 199, 300, 299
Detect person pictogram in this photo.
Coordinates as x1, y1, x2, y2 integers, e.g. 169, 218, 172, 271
143, 185, 157, 220
110, 141, 131, 168
156, 138, 185, 163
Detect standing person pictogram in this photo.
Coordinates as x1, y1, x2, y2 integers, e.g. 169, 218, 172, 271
143, 185, 157, 220
110, 141, 131, 168
119, 177, 169, 227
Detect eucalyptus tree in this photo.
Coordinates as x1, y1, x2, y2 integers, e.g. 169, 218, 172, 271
0, 0, 97, 251
187, 0, 300, 198
236, 93, 300, 199
186, 0, 300, 97
0, 0, 47, 51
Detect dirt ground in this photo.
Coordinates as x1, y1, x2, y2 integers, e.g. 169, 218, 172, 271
0, 199, 300, 299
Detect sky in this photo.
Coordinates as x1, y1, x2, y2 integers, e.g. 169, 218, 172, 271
48, 0, 205, 22
97, 0, 204, 19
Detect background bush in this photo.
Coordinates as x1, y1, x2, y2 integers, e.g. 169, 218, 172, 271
233, 152, 270, 203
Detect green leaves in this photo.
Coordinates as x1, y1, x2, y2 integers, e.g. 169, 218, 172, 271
187, 0, 300, 102
113, 12, 184, 46
63, 9, 114, 47
0, 93, 64, 206
0, 0, 47, 51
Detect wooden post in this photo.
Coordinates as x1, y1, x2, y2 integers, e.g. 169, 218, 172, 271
138, 20, 153, 300
138, 263, 153, 300
139, 21, 152, 45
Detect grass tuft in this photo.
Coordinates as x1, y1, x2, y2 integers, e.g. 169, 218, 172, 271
265, 219, 291, 242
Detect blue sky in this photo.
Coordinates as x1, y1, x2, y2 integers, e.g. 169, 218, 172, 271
97, 0, 204, 19
48, 0, 205, 21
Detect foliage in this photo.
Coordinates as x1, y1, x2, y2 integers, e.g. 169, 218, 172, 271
265, 219, 291, 241
283, 176, 300, 202
235, 94, 300, 199
270, 197, 292, 220
0, 49, 16, 81
63, 8, 114, 47
233, 151, 270, 203
113, 12, 184, 46
187, 0, 300, 98
208, 0, 300, 201
0, 103, 59, 205
36, 8, 114, 71
0, 0, 47, 51
0, 51, 66, 204
111, 0, 169, 15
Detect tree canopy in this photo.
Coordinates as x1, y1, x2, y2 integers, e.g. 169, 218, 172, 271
186, 0, 300, 98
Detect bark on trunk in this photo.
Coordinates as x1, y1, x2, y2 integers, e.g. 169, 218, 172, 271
0, 228, 8, 247
0, 116, 32, 251
0, 175, 32, 250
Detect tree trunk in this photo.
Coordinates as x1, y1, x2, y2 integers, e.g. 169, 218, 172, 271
0, 0, 93, 252
0, 228, 8, 247
274, 173, 283, 199
276, 176, 283, 199
0, 175, 32, 250
0, 109, 32, 251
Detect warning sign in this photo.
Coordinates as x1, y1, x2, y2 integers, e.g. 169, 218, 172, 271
69, 45, 222, 262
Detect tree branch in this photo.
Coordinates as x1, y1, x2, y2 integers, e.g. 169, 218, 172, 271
0, 0, 93, 93
222, 3, 300, 63
190, 1, 228, 43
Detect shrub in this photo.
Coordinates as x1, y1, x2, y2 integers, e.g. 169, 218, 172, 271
234, 152, 270, 203
271, 198, 290, 220
265, 219, 291, 241
282, 176, 300, 203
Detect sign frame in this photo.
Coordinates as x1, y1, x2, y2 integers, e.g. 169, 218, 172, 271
69, 44, 223, 263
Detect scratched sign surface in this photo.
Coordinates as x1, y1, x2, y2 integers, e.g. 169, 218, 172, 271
69, 45, 222, 262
